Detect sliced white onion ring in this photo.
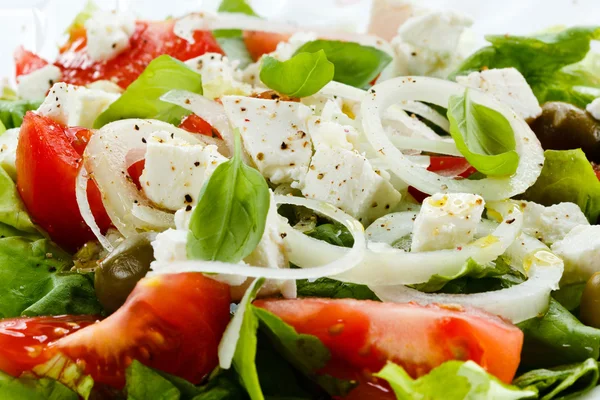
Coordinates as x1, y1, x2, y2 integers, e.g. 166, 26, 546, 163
365, 211, 417, 245
361, 76, 544, 200
389, 136, 461, 156
84, 119, 203, 237
398, 100, 450, 133
371, 239, 564, 323
281, 203, 523, 286
149, 195, 366, 280
75, 166, 114, 252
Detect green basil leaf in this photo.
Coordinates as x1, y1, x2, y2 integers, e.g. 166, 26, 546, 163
0, 370, 78, 400
452, 26, 600, 108
0, 238, 103, 318
296, 277, 379, 301
304, 223, 354, 247
187, 130, 270, 263
254, 307, 356, 397
518, 299, 600, 370
0, 99, 42, 129
375, 361, 535, 400
65, 0, 98, 41
513, 358, 599, 400
259, 51, 334, 98
214, 0, 258, 38
294, 40, 392, 88
126, 361, 180, 400
447, 89, 519, 176
94, 55, 202, 128
522, 149, 600, 223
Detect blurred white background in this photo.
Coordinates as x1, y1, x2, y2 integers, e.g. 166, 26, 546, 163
0, 0, 598, 78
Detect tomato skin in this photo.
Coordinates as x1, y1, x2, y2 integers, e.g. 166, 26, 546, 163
254, 299, 523, 386
0, 315, 97, 377
56, 20, 223, 89
16, 112, 111, 251
14, 46, 49, 77
408, 156, 477, 203
179, 114, 221, 138
49, 273, 231, 388
243, 31, 291, 61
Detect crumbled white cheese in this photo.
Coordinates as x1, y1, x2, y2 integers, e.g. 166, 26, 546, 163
307, 116, 357, 151
587, 98, 600, 120
552, 225, 600, 283
411, 193, 485, 252
36, 82, 119, 128
16, 65, 62, 101
140, 131, 227, 211
391, 10, 473, 77
86, 80, 124, 94
222, 96, 313, 184
456, 68, 542, 120
301, 146, 402, 224
84, 10, 136, 62
0, 128, 20, 180
152, 228, 188, 263
518, 201, 589, 245
185, 53, 252, 99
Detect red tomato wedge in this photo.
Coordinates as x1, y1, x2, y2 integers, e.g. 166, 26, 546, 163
243, 31, 291, 61
55, 20, 223, 88
179, 113, 221, 138
0, 273, 230, 389
254, 299, 523, 388
16, 112, 111, 251
14, 46, 48, 77
408, 156, 477, 203
0, 315, 97, 377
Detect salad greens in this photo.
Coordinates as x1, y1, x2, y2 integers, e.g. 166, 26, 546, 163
513, 358, 599, 400
93, 55, 203, 128
187, 130, 270, 263
64, 0, 98, 41
0, 167, 39, 235
260, 50, 335, 98
296, 277, 379, 301
0, 370, 78, 400
453, 26, 600, 108
305, 223, 355, 247
0, 99, 42, 129
523, 149, 600, 223
447, 89, 519, 176
294, 40, 392, 88
214, 0, 258, 39
375, 361, 536, 400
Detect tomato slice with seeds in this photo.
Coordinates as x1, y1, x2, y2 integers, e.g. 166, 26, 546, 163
243, 31, 291, 61
408, 156, 477, 203
14, 46, 49, 77
254, 298, 523, 396
16, 112, 111, 251
179, 114, 221, 138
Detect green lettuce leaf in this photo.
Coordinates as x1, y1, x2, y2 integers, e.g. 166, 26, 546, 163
447, 88, 519, 176
411, 256, 522, 293
126, 361, 180, 400
214, 0, 258, 38
513, 358, 599, 400
0, 238, 103, 318
260, 50, 334, 98
216, 37, 253, 69
295, 40, 392, 88
0, 99, 42, 129
522, 149, 600, 223
0, 166, 39, 236
94, 55, 203, 128
0, 370, 78, 400
518, 299, 600, 370
551, 283, 586, 312
453, 26, 600, 108
305, 223, 354, 247
65, 0, 98, 41
296, 277, 379, 300
375, 361, 536, 400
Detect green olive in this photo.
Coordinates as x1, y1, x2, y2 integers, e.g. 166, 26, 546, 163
529, 102, 600, 162
579, 272, 600, 328
95, 232, 156, 313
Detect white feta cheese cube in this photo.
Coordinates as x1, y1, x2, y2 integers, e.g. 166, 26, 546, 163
37, 83, 119, 128
411, 193, 485, 252
587, 98, 600, 120
185, 53, 252, 99
0, 128, 20, 180
152, 228, 188, 263
456, 68, 542, 120
84, 10, 136, 62
301, 146, 402, 224
307, 116, 357, 151
222, 96, 313, 184
518, 201, 589, 245
17, 65, 62, 101
552, 225, 600, 283
392, 11, 473, 77
140, 131, 227, 211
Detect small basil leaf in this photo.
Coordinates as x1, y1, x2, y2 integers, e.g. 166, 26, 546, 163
447, 89, 519, 176
259, 50, 334, 98
294, 40, 392, 88
187, 130, 270, 263
93, 55, 202, 128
